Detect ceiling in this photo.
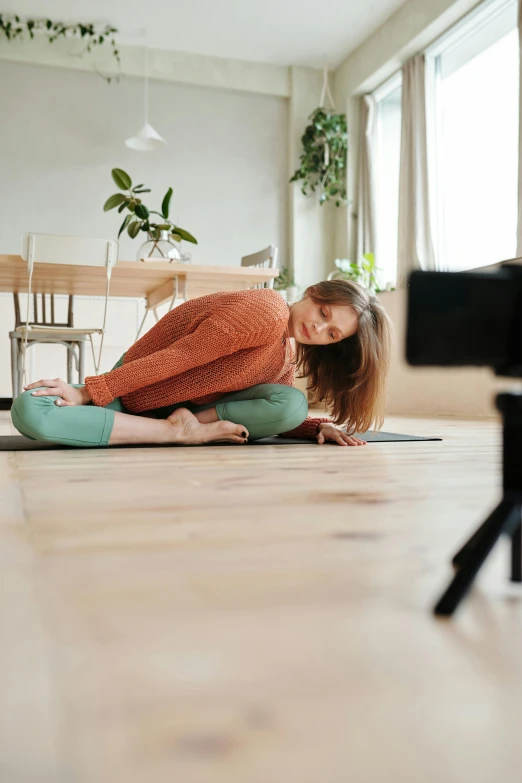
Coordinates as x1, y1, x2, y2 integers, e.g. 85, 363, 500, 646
6, 0, 407, 68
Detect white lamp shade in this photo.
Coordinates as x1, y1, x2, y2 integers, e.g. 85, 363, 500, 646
125, 122, 166, 151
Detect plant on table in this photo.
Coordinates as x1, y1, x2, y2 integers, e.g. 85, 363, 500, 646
103, 169, 198, 249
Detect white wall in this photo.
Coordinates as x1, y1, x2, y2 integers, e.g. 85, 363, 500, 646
0, 60, 288, 266
288, 67, 336, 289
0, 59, 289, 397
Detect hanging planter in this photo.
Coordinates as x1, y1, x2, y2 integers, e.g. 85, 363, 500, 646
290, 68, 347, 207
290, 107, 348, 207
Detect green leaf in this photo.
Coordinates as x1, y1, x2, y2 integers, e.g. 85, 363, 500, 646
172, 226, 197, 244
134, 203, 149, 220
103, 193, 127, 211
132, 188, 151, 194
118, 214, 132, 238
132, 184, 144, 191
112, 168, 132, 190
127, 220, 142, 239
117, 200, 130, 213
161, 187, 173, 219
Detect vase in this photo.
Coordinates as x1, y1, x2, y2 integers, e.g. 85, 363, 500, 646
137, 230, 188, 263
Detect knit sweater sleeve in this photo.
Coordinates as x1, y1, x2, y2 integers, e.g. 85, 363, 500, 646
85, 316, 268, 407
280, 416, 331, 440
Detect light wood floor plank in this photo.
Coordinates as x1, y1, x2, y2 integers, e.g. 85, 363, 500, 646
1, 411, 521, 783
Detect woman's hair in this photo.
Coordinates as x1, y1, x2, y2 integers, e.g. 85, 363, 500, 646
294, 279, 393, 434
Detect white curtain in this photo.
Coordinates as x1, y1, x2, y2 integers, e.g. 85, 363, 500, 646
356, 94, 377, 260
517, 0, 522, 256
397, 55, 436, 287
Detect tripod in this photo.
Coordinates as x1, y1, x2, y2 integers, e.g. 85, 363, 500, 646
434, 392, 522, 616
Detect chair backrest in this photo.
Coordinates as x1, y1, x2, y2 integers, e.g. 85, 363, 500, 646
21, 234, 118, 272
19, 234, 119, 376
241, 244, 278, 289
13, 293, 73, 329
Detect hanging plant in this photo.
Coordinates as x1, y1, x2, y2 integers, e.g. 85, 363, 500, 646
0, 14, 121, 82
290, 107, 348, 207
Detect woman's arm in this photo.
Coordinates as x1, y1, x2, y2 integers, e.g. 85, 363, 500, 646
281, 416, 366, 446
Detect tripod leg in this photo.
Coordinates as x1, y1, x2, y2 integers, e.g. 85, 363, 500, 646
511, 515, 522, 583
452, 517, 492, 569
434, 500, 519, 617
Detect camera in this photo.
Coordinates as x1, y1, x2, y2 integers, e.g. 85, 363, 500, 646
406, 263, 522, 616
407, 265, 522, 377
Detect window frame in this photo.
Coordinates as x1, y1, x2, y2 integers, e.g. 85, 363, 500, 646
424, 0, 519, 271
372, 70, 403, 287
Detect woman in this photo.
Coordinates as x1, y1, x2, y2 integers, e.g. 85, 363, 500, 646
11, 279, 392, 448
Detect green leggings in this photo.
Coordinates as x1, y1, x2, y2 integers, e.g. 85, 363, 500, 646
11, 355, 308, 448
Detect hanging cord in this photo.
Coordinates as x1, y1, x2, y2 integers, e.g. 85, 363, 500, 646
92, 265, 113, 375
144, 45, 149, 126
318, 66, 336, 168
20, 260, 34, 387
319, 65, 336, 111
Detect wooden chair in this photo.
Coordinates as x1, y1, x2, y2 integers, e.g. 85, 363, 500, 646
10, 234, 118, 398
240, 245, 278, 289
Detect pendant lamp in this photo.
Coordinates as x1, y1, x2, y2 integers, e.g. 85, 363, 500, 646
125, 46, 166, 151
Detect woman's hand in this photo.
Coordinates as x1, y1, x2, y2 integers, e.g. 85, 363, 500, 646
317, 422, 367, 446
23, 378, 91, 407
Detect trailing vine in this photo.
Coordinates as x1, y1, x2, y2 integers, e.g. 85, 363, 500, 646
290, 108, 348, 207
0, 14, 120, 82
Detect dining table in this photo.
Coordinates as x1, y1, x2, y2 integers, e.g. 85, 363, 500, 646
0, 254, 279, 303
0, 254, 280, 338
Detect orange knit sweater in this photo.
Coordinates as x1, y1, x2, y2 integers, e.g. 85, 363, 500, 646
84, 288, 330, 439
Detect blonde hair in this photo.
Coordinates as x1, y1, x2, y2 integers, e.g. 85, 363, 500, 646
294, 279, 393, 433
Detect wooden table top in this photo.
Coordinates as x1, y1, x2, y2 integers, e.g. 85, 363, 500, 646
0, 255, 279, 299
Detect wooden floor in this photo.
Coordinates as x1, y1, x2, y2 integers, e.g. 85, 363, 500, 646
1, 409, 521, 783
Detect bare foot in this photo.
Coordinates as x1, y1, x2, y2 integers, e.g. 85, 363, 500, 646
165, 407, 249, 445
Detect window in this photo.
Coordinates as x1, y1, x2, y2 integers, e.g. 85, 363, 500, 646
427, 0, 519, 271
374, 74, 402, 287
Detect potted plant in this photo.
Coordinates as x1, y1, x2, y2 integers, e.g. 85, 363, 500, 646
274, 267, 298, 302
327, 253, 387, 294
103, 168, 197, 262
290, 108, 348, 207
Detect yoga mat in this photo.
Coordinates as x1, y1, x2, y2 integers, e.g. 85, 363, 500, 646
0, 431, 442, 451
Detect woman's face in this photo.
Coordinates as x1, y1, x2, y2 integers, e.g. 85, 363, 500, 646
288, 297, 359, 345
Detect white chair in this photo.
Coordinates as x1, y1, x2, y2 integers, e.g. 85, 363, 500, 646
11, 234, 118, 398
240, 245, 278, 289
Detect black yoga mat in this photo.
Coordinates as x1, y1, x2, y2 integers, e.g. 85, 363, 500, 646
0, 431, 442, 451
